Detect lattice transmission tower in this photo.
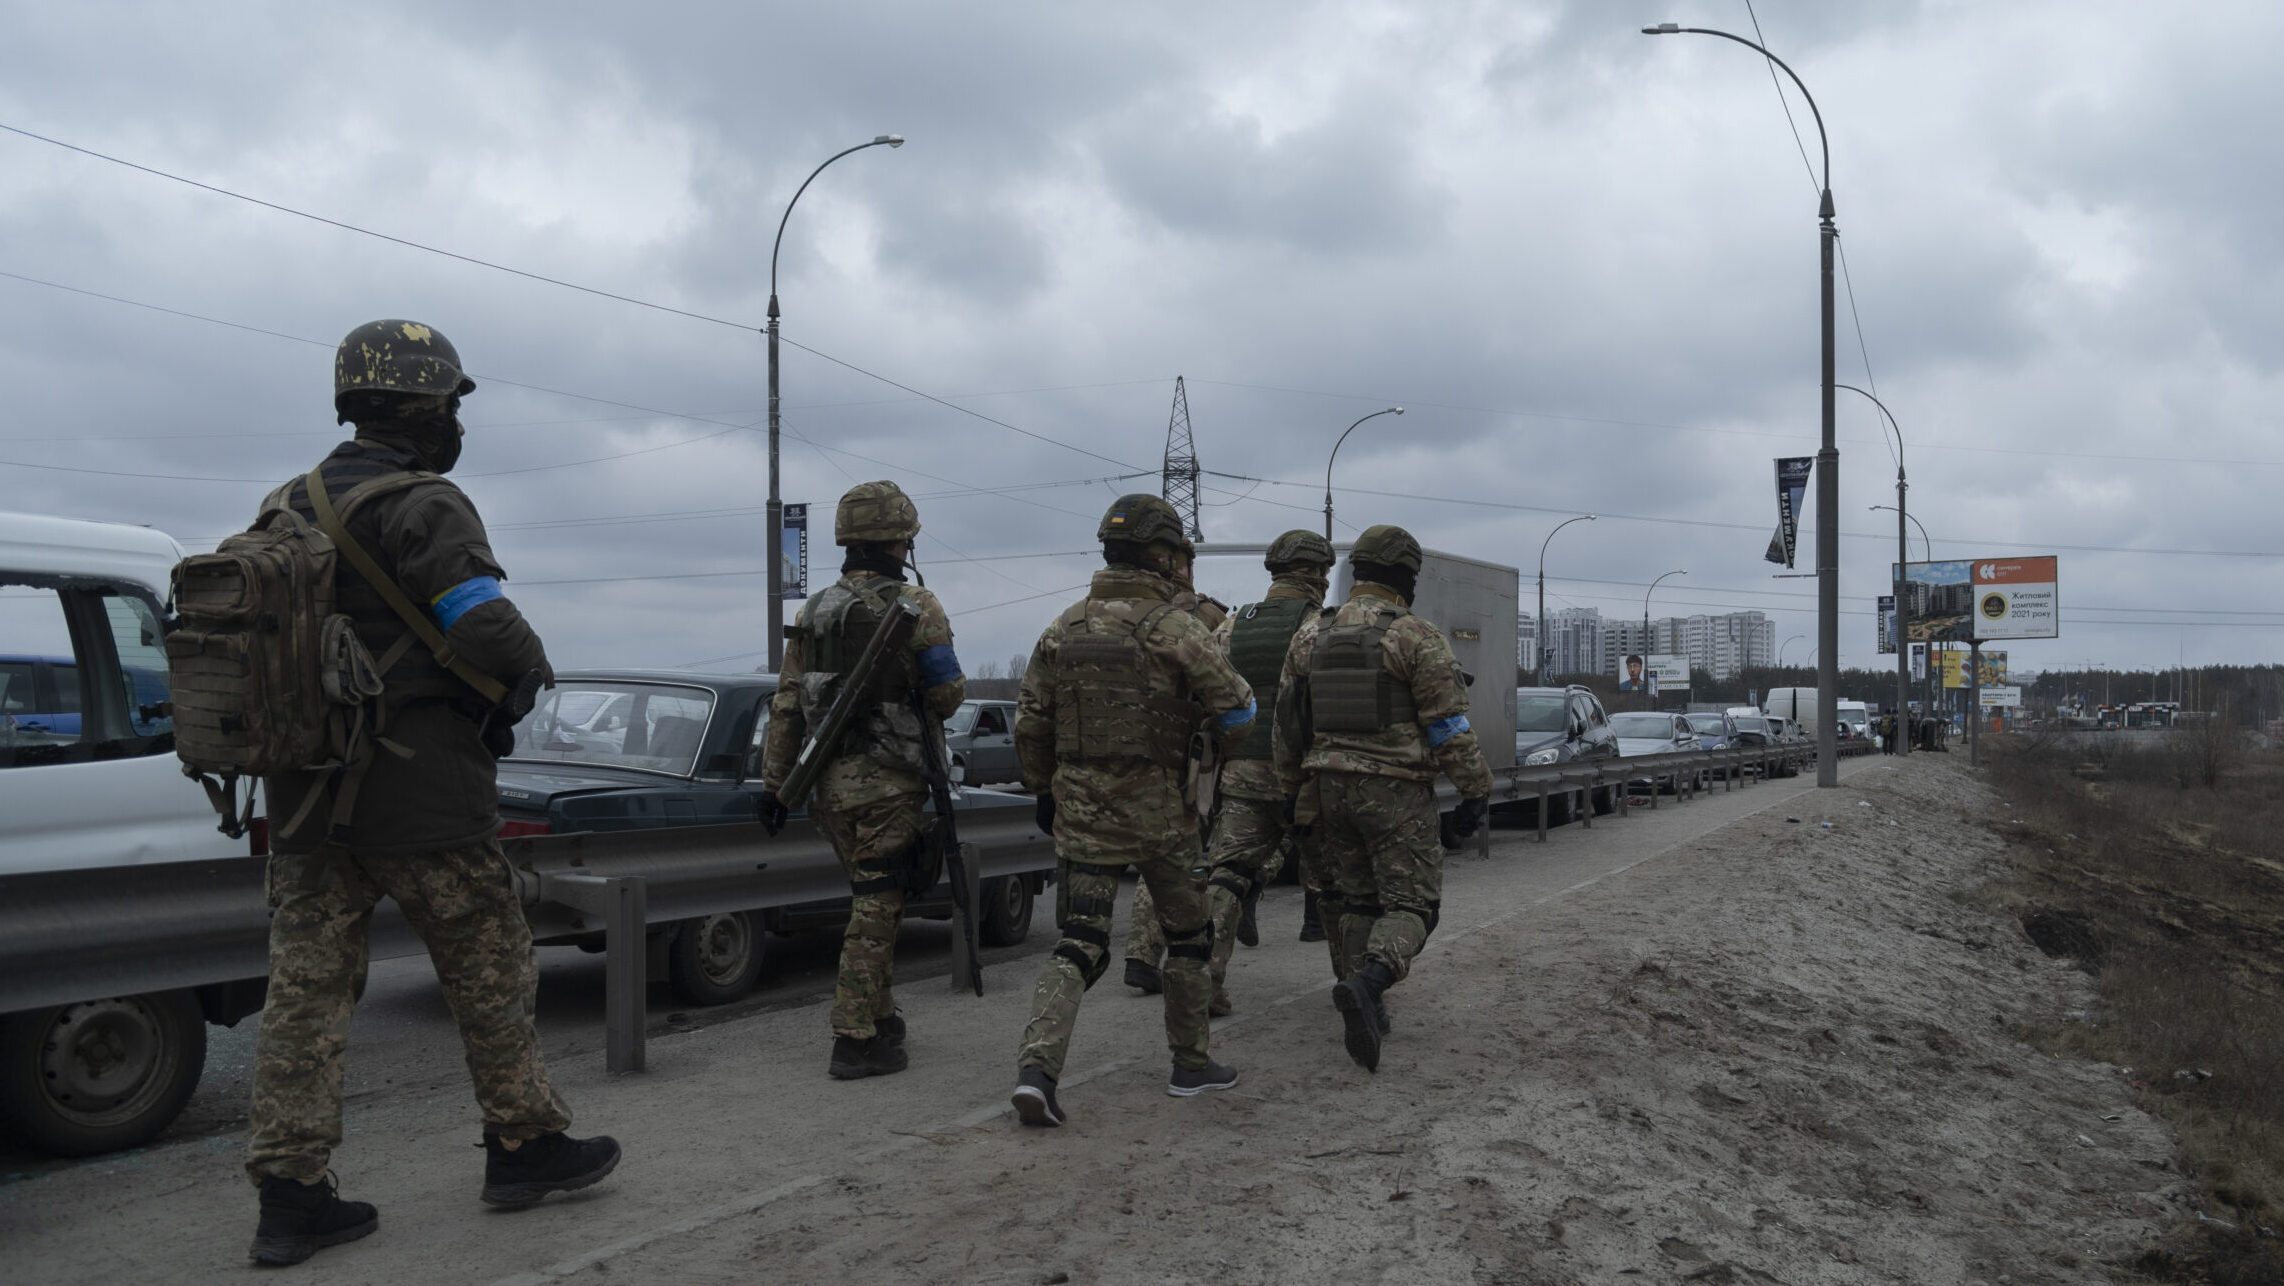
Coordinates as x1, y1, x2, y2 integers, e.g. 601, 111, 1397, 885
1161, 375, 1203, 540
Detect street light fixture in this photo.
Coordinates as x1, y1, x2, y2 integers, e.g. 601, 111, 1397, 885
1869, 505, 1930, 561
1779, 634, 1806, 667
1839, 384, 1909, 755
1536, 514, 1595, 684
1643, 21, 1840, 786
1872, 502, 1935, 723
1321, 407, 1405, 540
764, 133, 905, 670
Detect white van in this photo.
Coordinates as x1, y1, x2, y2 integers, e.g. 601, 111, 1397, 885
1835, 699, 1871, 744
1763, 686, 1820, 738
1, 511, 260, 1156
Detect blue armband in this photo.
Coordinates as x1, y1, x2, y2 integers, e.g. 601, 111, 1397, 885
1217, 699, 1257, 730
917, 644, 962, 689
1425, 714, 1471, 747
431, 576, 505, 630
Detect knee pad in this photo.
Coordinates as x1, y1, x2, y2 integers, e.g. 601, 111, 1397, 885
849, 853, 901, 895
1052, 937, 1111, 987
1343, 898, 1385, 920
1163, 919, 1214, 963
1388, 902, 1440, 938
1208, 870, 1257, 902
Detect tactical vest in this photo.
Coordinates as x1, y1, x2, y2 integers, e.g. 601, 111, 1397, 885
795, 576, 926, 773
1050, 598, 1196, 766
1225, 596, 1313, 759
1309, 604, 1419, 733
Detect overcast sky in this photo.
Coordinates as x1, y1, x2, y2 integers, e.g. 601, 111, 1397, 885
4, 0, 2278, 683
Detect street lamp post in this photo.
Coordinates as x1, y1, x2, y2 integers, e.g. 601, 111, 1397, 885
766, 134, 904, 670
1536, 514, 1596, 684
1644, 21, 1840, 786
1839, 384, 1908, 755
1321, 407, 1404, 540
1643, 569, 1686, 707
1779, 634, 1806, 668
1872, 504, 1932, 729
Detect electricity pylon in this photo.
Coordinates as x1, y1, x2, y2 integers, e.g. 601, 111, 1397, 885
1161, 375, 1202, 540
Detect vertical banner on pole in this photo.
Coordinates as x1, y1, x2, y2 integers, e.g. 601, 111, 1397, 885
1876, 595, 1896, 654
1767, 457, 1813, 568
782, 503, 809, 601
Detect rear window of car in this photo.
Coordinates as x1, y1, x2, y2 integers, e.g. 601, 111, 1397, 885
509, 681, 716, 777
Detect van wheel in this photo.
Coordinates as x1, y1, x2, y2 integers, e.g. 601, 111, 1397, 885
0, 990, 205, 1157
979, 875, 1034, 947
668, 911, 765, 1005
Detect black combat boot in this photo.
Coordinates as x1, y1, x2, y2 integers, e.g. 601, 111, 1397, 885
249, 1173, 378, 1267
1332, 960, 1397, 1073
1123, 957, 1163, 994
1166, 1059, 1241, 1097
1298, 891, 1326, 943
874, 1013, 907, 1048
1237, 887, 1261, 947
1012, 1065, 1065, 1127
829, 1033, 910, 1080
480, 1131, 622, 1209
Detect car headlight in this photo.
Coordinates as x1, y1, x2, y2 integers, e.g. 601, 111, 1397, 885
1524, 747, 1561, 766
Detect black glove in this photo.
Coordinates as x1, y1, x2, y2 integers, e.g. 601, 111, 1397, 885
480, 718, 517, 760
756, 790, 789, 837
478, 667, 546, 761
1034, 793, 1056, 836
1450, 796, 1490, 839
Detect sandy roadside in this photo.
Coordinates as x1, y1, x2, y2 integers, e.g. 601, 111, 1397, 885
551, 753, 2188, 1285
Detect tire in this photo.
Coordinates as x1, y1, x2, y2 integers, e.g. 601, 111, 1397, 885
978, 874, 1035, 947
0, 990, 206, 1157
1591, 785, 1616, 816
1545, 790, 1573, 827
667, 911, 765, 1005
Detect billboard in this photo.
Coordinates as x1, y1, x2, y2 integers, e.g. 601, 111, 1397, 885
1650, 654, 1690, 689
1909, 642, 1927, 681
1939, 649, 1965, 689
1981, 686, 2023, 708
1876, 595, 1897, 654
1615, 653, 1689, 692
1976, 651, 2009, 686
1895, 556, 2060, 642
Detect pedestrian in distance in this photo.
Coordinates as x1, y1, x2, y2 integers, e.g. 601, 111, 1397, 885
1010, 495, 1258, 1127
756, 481, 967, 1080
222, 320, 619, 1267
1273, 525, 1493, 1073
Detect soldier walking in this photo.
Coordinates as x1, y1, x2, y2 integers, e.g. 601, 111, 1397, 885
1010, 495, 1257, 1126
1197, 530, 1335, 1011
1273, 525, 1492, 1073
243, 321, 618, 1267
756, 481, 966, 1080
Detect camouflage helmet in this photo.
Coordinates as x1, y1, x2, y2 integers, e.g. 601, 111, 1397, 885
1348, 524, 1423, 573
1097, 494, 1194, 553
1264, 529, 1335, 571
333, 319, 476, 402
834, 480, 920, 545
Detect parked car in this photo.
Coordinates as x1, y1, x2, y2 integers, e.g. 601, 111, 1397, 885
943, 698, 1021, 786
1683, 710, 1733, 749
1510, 685, 1621, 823
1609, 711, 1702, 792
500, 670, 1048, 1005
0, 653, 172, 738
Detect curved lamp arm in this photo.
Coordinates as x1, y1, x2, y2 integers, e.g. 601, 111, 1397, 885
1321, 407, 1404, 539
770, 135, 905, 314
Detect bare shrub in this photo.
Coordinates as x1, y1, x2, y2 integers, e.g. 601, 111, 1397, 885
2172, 699, 2245, 789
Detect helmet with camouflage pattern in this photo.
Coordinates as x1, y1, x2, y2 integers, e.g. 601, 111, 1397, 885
834, 480, 921, 545
1264, 529, 1335, 571
1347, 524, 1423, 573
1097, 493, 1194, 553
334, 319, 477, 403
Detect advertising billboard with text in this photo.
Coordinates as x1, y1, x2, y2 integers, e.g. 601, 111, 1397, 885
1896, 557, 2060, 642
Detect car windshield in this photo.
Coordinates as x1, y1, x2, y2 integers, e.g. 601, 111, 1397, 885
1732, 715, 1769, 734
1516, 694, 1569, 732
509, 680, 715, 776
944, 704, 979, 736
1608, 712, 1678, 738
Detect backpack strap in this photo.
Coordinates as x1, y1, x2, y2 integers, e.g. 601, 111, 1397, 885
303, 468, 509, 706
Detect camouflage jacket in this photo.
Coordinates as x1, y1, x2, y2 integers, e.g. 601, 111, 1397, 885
761, 571, 964, 812
1273, 581, 1493, 797
1212, 573, 1323, 802
1016, 566, 1255, 865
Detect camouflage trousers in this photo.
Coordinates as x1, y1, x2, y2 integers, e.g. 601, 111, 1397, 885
246, 840, 570, 1184
1020, 847, 1215, 1079
813, 791, 926, 1040
1316, 772, 1444, 984
1125, 809, 1288, 970
1202, 794, 1298, 993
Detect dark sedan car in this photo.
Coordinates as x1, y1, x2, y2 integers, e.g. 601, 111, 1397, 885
498, 669, 1047, 1005
1509, 685, 1622, 823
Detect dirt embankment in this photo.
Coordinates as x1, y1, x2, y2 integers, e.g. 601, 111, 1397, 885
565, 754, 2190, 1285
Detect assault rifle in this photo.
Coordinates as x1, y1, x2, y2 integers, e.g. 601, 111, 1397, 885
776, 598, 918, 811
913, 664, 983, 997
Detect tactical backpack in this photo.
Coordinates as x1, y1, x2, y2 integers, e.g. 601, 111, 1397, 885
167, 468, 505, 839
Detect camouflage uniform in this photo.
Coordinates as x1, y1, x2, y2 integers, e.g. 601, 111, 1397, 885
1014, 560, 1255, 1081
1274, 542, 1491, 993
1121, 578, 1228, 974
248, 321, 573, 1185
760, 485, 965, 1046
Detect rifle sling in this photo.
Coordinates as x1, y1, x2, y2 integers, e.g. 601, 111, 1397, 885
304, 468, 509, 706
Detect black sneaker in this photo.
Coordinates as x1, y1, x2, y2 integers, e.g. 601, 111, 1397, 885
1011, 1066, 1065, 1127
1237, 890, 1261, 947
1166, 1060, 1240, 1097
480, 1132, 622, 1209
1123, 958, 1162, 995
249, 1173, 378, 1267
829, 1033, 910, 1080
873, 1013, 907, 1048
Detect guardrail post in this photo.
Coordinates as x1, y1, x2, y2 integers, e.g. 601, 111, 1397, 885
1536, 781, 1550, 843
951, 843, 983, 994
542, 872, 647, 1074
1577, 780, 1593, 830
